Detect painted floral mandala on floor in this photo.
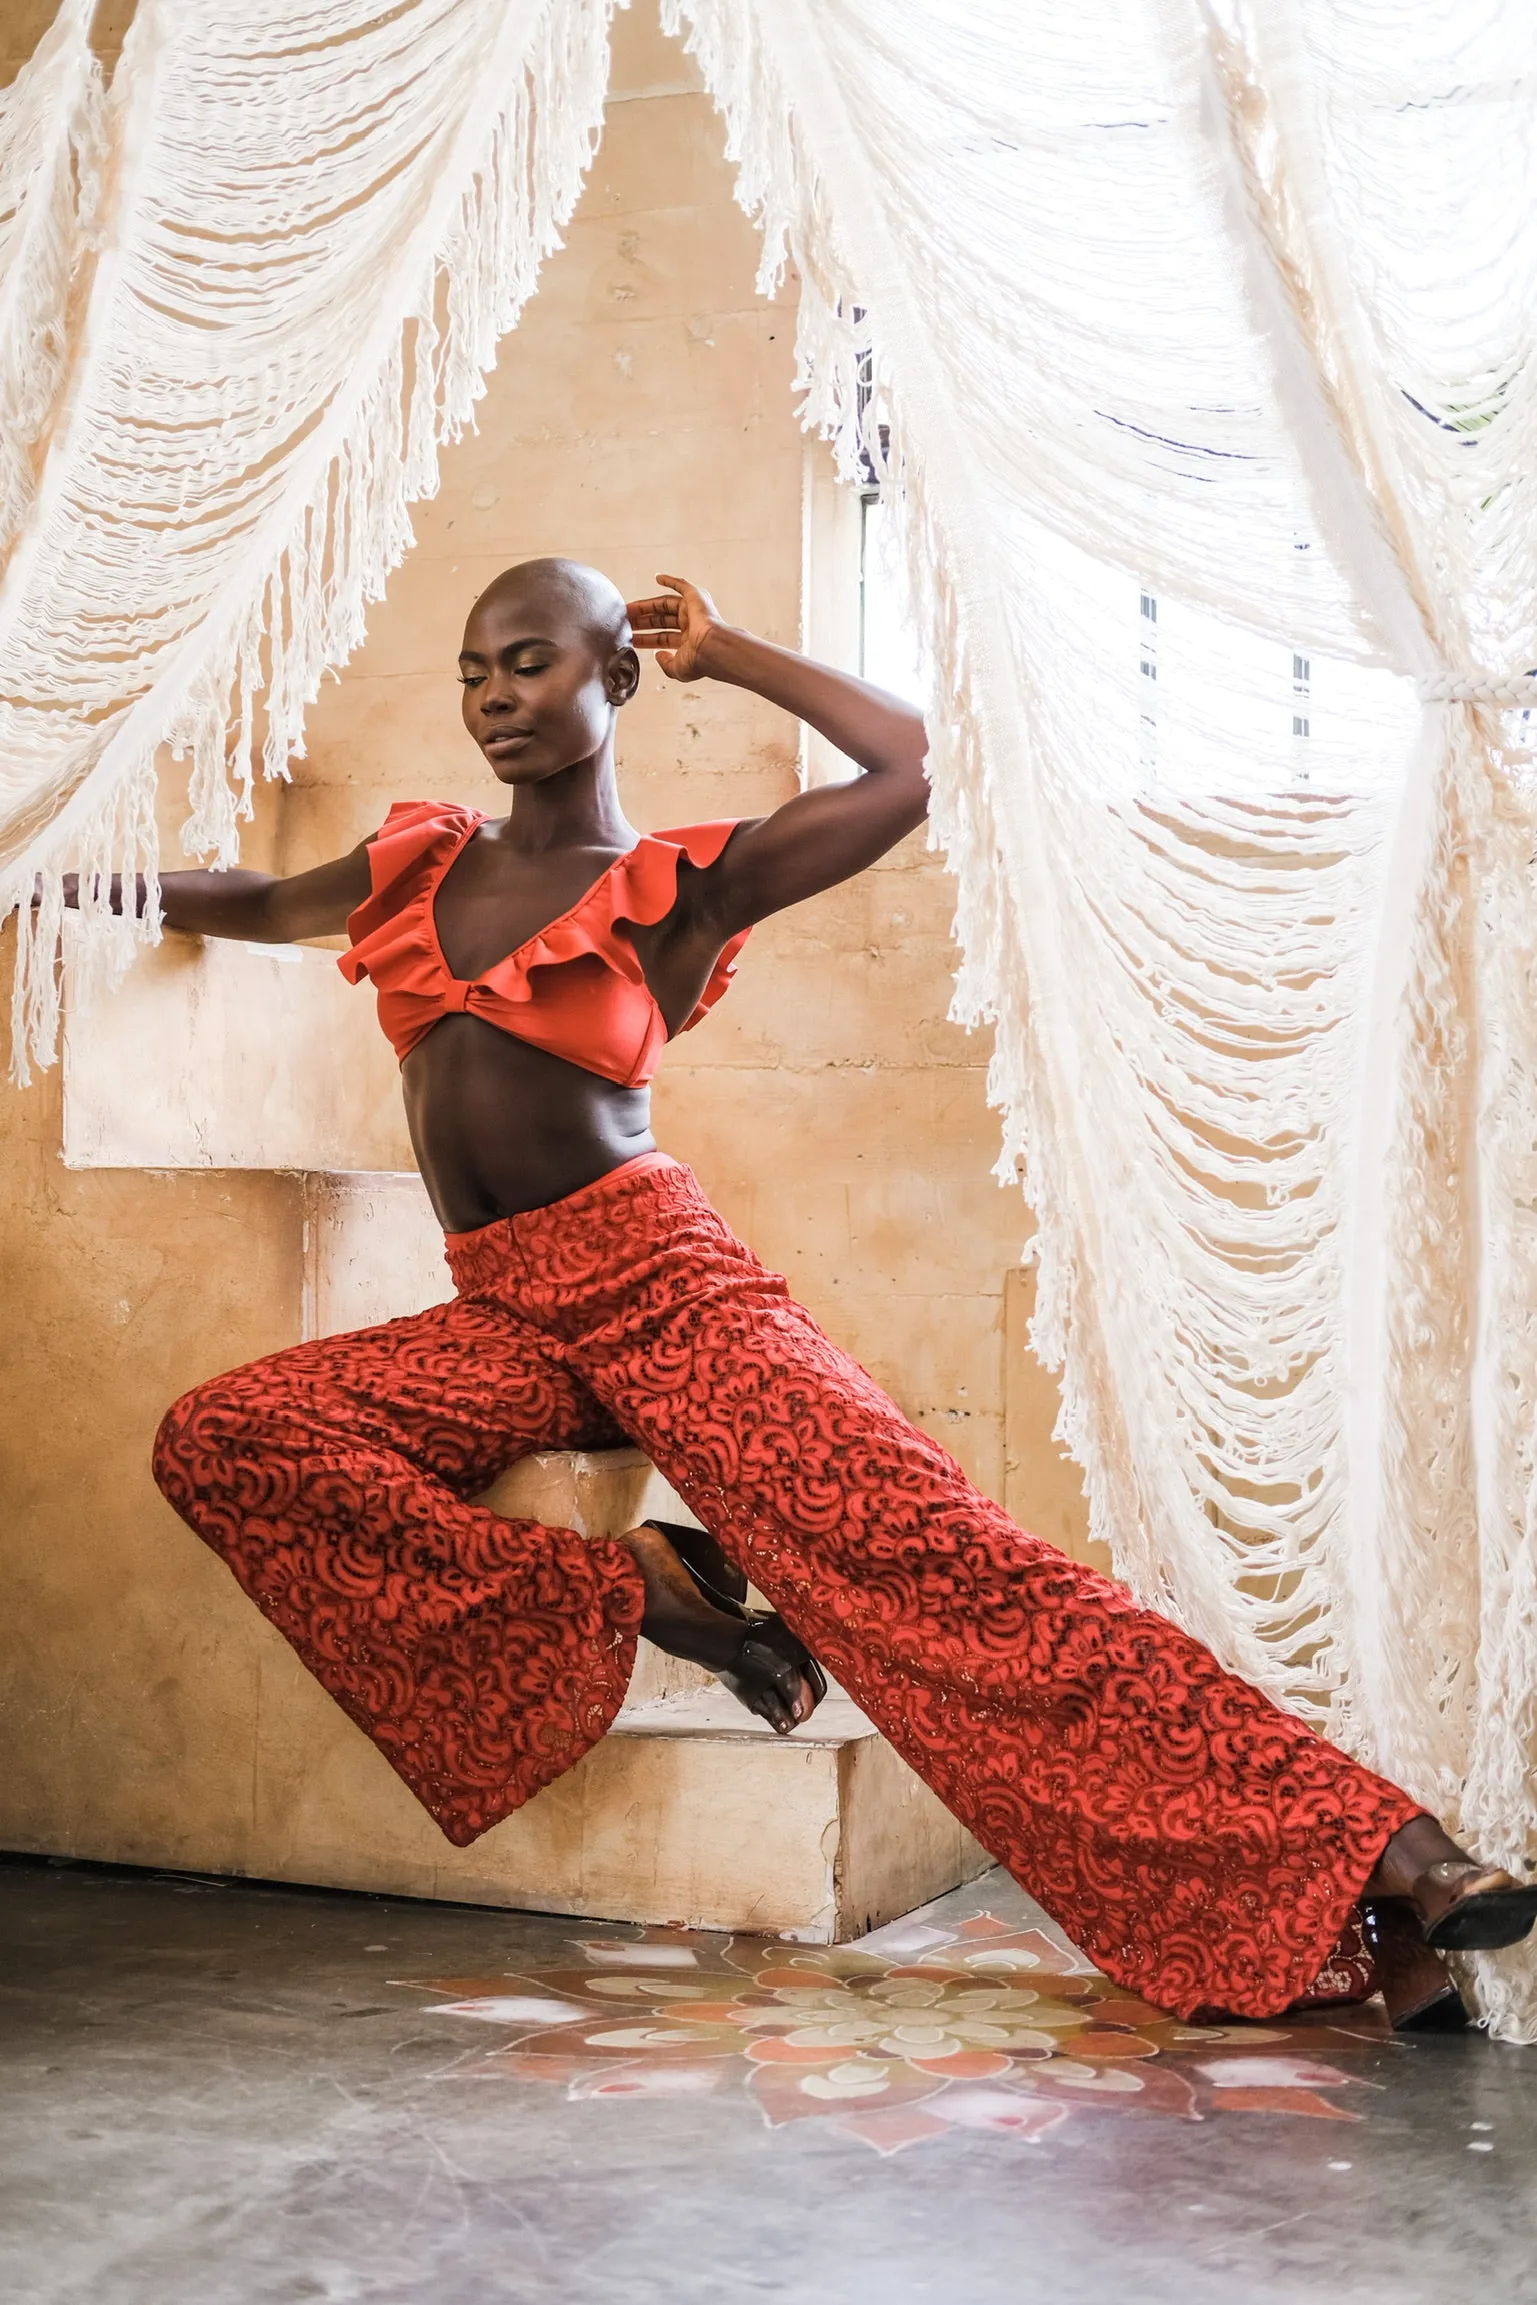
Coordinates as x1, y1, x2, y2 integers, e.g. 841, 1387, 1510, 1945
397, 1909, 1391, 2155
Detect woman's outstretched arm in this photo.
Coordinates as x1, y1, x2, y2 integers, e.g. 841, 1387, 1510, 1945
49, 844, 372, 942
627, 574, 929, 933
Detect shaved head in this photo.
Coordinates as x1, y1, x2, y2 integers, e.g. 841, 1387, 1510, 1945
457, 557, 639, 786
466, 557, 630, 653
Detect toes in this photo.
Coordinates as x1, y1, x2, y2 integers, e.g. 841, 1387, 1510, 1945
721, 1628, 823, 1734
776, 1662, 811, 1722
750, 1662, 805, 1736
754, 1689, 793, 1735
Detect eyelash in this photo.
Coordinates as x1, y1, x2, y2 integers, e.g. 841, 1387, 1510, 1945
458, 664, 548, 687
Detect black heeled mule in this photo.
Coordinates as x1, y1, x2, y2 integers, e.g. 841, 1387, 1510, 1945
1361, 1901, 1470, 2032
641, 1517, 828, 1730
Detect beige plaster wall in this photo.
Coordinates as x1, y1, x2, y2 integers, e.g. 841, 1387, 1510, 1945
283, 3, 1085, 1518
0, 4, 1093, 1885
0, 951, 308, 1865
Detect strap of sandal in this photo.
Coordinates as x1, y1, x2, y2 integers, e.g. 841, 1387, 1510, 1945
641, 1516, 749, 1616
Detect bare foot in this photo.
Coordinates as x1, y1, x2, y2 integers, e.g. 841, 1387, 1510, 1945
1366, 1815, 1537, 1950
616, 1524, 819, 1736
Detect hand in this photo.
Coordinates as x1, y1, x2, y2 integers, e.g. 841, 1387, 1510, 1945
626, 573, 727, 682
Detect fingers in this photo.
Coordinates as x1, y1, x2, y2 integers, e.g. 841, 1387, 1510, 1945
625, 573, 695, 623
627, 604, 684, 675
626, 595, 682, 629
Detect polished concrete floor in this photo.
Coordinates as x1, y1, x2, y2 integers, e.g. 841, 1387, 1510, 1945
2, 1854, 1534, 2305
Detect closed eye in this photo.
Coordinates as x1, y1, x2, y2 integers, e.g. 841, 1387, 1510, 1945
458, 661, 550, 685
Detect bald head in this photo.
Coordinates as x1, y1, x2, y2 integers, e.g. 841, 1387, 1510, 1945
465, 557, 630, 655
457, 557, 639, 786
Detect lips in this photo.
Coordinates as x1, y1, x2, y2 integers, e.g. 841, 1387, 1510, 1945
484, 728, 534, 754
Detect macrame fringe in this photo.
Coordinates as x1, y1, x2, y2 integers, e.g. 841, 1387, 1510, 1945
670, 0, 1537, 2041
1204, 0, 1537, 2042
1, 0, 617, 1082
667, 0, 1362, 1696
0, 0, 102, 572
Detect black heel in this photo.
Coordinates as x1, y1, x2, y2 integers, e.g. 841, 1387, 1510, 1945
641, 1517, 749, 1612
641, 1517, 828, 1727
1362, 1901, 1470, 2032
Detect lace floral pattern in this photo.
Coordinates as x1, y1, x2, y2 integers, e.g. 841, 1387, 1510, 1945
152, 1291, 645, 1834
154, 1155, 1420, 2020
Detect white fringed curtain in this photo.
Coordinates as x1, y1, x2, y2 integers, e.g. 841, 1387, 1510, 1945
3, 0, 1535, 2034
661, 0, 1537, 2036
0, 0, 615, 1073
0, 0, 100, 574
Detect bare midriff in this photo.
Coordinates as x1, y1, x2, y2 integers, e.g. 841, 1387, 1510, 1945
402, 1013, 656, 1232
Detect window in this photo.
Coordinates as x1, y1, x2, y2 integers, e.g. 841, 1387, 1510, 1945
858, 492, 926, 706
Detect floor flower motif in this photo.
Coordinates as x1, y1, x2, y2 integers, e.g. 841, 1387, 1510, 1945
398, 1910, 1388, 2155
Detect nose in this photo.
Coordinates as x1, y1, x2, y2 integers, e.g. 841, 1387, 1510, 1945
477, 672, 517, 714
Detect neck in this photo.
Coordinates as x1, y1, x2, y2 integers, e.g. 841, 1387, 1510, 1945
493, 746, 635, 856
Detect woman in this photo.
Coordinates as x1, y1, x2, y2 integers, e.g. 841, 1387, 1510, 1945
124, 556, 1531, 2025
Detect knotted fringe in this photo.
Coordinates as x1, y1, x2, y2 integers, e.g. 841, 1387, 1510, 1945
0, 0, 109, 1071
1, 0, 617, 1082
671, 0, 1537, 2042
669, 0, 1365, 1690
0, 0, 101, 570
1201, 0, 1537, 2043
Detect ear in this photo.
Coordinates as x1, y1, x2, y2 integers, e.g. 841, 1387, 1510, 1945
607, 645, 641, 707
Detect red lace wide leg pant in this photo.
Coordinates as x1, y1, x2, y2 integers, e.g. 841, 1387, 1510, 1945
154, 1153, 1421, 2020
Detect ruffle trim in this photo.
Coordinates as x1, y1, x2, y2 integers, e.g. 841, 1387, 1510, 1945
339, 798, 749, 1048
499, 814, 746, 1030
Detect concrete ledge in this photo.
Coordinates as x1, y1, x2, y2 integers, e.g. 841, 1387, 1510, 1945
61, 930, 409, 1173
15, 1140, 991, 1938
218, 1653, 987, 1943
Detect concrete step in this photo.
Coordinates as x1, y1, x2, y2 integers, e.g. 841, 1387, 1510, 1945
243, 1632, 988, 1942
596, 1686, 990, 1941
100, 1171, 989, 1941
441, 1447, 986, 1939
480, 1445, 760, 1708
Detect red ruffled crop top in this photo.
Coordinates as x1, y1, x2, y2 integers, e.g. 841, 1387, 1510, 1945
338, 800, 749, 1086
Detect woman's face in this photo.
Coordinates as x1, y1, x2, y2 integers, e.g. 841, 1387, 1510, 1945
457, 582, 637, 786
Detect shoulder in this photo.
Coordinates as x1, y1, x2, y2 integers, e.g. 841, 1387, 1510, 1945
365, 798, 481, 851
645, 819, 762, 930
650, 819, 758, 870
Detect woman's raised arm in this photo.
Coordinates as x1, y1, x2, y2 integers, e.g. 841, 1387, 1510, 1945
627, 574, 929, 934
50, 843, 373, 943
